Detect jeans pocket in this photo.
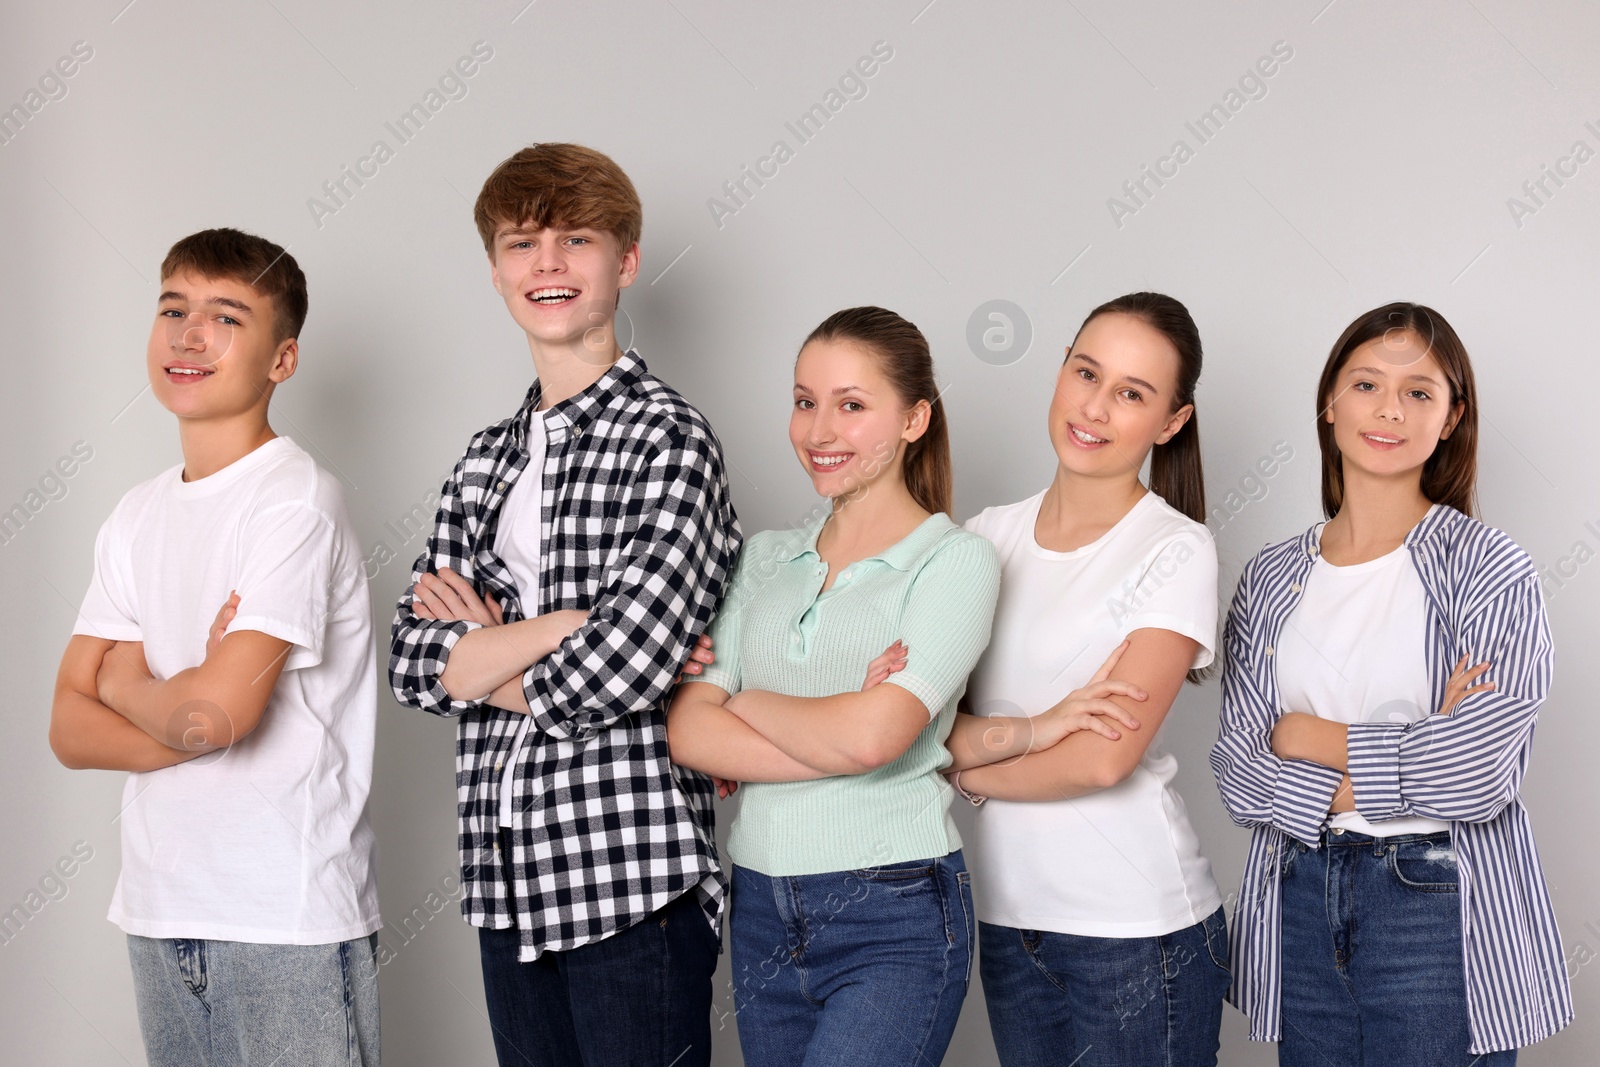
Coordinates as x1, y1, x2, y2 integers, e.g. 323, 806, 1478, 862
955, 870, 975, 985
850, 858, 938, 882
1388, 837, 1460, 893
1201, 908, 1230, 974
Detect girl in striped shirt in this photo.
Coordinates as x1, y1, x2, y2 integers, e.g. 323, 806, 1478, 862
1211, 302, 1571, 1064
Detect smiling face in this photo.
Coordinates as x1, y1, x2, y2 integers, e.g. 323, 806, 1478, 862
1322, 329, 1463, 486
488, 223, 639, 358
146, 271, 295, 421
789, 338, 929, 502
1048, 312, 1193, 481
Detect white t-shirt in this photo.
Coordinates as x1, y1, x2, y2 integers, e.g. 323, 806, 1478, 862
72, 436, 381, 945
493, 408, 555, 827
1276, 534, 1449, 837
963, 489, 1222, 938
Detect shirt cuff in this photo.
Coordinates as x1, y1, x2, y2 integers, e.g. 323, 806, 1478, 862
883, 672, 945, 722
1345, 721, 1408, 821
420, 618, 486, 716
1272, 758, 1345, 844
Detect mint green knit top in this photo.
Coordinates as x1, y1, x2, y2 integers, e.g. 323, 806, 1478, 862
698, 511, 1001, 876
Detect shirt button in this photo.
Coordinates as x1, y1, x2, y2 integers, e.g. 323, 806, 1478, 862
1265, 646, 1274, 656
1290, 583, 1302, 593
791, 634, 801, 645
1331, 827, 1345, 835
496, 480, 508, 492
495, 761, 503, 771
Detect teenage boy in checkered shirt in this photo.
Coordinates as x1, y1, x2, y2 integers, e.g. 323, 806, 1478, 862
388, 143, 740, 1067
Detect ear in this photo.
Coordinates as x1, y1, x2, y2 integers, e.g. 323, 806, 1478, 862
489, 252, 504, 297
616, 241, 641, 292
901, 398, 932, 444
1155, 402, 1193, 445
1439, 399, 1466, 440
268, 338, 298, 384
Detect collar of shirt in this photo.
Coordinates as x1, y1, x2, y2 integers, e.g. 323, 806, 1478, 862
506, 348, 647, 451
1294, 501, 1447, 561
773, 511, 952, 573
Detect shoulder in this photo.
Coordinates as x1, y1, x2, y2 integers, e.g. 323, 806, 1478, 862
920, 519, 1002, 583
1237, 522, 1318, 599
607, 371, 726, 460
97, 466, 179, 539
1132, 493, 1216, 562
1414, 505, 1537, 595
962, 491, 1041, 543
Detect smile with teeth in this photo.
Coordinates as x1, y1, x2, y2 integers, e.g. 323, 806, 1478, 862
1069, 424, 1108, 445
166, 366, 214, 380
529, 287, 580, 304
809, 452, 852, 469
1362, 432, 1403, 446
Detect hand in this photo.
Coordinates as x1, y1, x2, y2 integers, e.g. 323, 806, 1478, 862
207, 591, 241, 654
678, 634, 715, 682
411, 567, 503, 626
711, 776, 739, 800
96, 641, 152, 713
862, 641, 908, 691
1030, 640, 1145, 750
1437, 654, 1494, 716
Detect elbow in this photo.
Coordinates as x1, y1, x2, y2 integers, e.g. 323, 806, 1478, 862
848, 733, 916, 774
49, 727, 88, 771
1084, 754, 1137, 792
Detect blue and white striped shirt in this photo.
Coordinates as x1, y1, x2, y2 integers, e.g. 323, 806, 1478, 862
1211, 503, 1571, 1054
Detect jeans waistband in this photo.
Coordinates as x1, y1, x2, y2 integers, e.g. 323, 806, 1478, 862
1309, 827, 1451, 849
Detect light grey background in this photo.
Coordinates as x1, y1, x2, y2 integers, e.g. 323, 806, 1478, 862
4, 1, 1597, 1063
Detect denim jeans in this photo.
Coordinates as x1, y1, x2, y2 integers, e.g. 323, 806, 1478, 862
1278, 829, 1517, 1066
730, 852, 974, 1067
477, 886, 720, 1067
126, 933, 380, 1067
978, 905, 1229, 1067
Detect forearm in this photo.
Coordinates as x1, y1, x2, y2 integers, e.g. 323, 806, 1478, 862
729, 688, 912, 775
109, 664, 245, 750
667, 696, 831, 782
51, 690, 196, 772
1274, 713, 1348, 772
483, 675, 531, 714
438, 616, 571, 702
957, 736, 1115, 802
945, 713, 1040, 772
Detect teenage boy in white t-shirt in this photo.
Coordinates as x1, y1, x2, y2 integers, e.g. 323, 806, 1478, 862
50, 229, 381, 1067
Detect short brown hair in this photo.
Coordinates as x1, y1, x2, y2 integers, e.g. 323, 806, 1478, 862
1315, 302, 1478, 519
473, 143, 642, 256
159, 228, 307, 344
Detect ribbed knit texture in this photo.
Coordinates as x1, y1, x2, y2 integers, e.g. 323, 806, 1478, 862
700, 511, 1001, 876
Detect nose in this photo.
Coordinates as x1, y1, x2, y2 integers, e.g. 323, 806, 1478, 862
174, 311, 208, 352
1374, 388, 1403, 421
531, 242, 566, 274
1079, 384, 1111, 423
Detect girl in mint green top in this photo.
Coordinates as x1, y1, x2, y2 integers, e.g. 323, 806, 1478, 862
667, 306, 998, 1066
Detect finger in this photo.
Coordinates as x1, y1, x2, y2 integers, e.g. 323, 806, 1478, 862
1091, 640, 1131, 684
1094, 704, 1141, 729
437, 568, 480, 600
1085, 717, 1122, 741
1090, 680, 1148, 702
690, 646, 715, 664
698, 634, 714, 650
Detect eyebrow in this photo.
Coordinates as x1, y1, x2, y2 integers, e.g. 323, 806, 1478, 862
793, 384, 875, 397
157, 291, 254, 315
1069, 352, 1160, 396
1345, 364, 1444, 386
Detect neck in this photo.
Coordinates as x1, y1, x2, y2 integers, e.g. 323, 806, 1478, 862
177, 413, 277, 482
529, 332, 622, 410
820, 469, 927, 556
1324, 464, 1433, 553
1038, 464, 1146, 542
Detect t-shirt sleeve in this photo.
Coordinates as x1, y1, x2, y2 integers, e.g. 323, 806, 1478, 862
224, 501, 343, 672
883, 533, 1002, 720
72, 511, 142, 642
1114, 525, 1218, 670
695, 540, 758, 697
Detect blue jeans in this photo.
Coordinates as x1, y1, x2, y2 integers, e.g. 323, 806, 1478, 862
978, 906, 1230, 1067
127, 933, 380, 1067
730, 852, 974, 1067
477, 886, 720, 1067
1278, 829, 1516, 1066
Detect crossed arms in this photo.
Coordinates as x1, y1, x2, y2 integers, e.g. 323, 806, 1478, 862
50, 593, 291, 772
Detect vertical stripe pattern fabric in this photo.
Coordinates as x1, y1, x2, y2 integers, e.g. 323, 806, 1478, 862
1210, 504, 1571, 1054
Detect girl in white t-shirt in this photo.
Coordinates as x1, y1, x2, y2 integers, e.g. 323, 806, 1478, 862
946, 292, 1228, 1067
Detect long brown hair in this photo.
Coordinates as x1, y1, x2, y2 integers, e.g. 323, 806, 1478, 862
802, 306, 952, 515
1073, 292, 1206, 524
1315, 302, 1478, 519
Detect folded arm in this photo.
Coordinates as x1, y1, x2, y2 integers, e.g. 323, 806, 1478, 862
51, 637, 197, 772
666, 681, 833, 782
93, 629, 291, 751
959, 627, 1194, 801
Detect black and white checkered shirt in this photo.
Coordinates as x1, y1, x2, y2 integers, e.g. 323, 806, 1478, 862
388, 350, 741, 960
